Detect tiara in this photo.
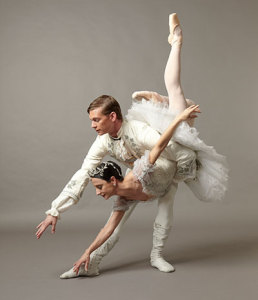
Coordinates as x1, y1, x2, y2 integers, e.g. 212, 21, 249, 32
88, 161, 123, 179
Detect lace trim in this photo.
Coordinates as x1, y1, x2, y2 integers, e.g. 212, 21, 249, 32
174, 159, 197, 182
132, 150, 156, 196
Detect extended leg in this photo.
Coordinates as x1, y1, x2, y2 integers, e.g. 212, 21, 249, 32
165, 14, 197, 182
60, 201, 138, 279
150, 182, 178, 272
165, 14, 187, 113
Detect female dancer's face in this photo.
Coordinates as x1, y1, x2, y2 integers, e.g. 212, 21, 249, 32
91, 178, 116, 200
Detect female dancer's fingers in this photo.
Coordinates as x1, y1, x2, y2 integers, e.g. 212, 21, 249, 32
189, 105, 201, 114
73, 262, 79, 274
73, 259, 82, 274
190, 104, 200, 111
76, 261, 83, 275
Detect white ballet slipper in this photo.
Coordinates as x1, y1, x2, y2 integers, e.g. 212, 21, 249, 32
150, 222, 175, 273
151, 257, 175, 273
60, 264, 99, 279
60, 234, 120, 279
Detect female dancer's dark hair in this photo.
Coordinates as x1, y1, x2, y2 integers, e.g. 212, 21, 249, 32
88, 161, 124, 182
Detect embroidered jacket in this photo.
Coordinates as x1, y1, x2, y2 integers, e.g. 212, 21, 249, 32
46, 119, 195, 218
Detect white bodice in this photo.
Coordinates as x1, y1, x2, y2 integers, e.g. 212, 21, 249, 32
113, 150, 176, 212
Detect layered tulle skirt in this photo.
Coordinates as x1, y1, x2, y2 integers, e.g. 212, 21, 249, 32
126, 99, 229, 202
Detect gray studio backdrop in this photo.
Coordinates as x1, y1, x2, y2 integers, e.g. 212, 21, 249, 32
0, 0, 257, 230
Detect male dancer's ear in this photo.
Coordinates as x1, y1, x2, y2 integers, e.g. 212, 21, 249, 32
109, 111, 117, 122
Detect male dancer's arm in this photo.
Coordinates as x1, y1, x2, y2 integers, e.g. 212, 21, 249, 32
36, 135, 108, 239
46, 135, 108, 216
129, 119, 194, 164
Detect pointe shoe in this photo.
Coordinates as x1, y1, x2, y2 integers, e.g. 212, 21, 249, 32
168, 13, 182, 45
132, 91, 168, 104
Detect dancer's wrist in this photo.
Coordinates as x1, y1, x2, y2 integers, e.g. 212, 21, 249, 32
85, 248, 91, 256
174, 115, 183, 125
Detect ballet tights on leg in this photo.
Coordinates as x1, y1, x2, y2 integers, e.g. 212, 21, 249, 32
150, 182, 177, 272
164, 26, 187, 113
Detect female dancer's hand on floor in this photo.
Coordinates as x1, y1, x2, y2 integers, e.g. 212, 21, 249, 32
73, 251, 90, 274
35, 215, 58, 239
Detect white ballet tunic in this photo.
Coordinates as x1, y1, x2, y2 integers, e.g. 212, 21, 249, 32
113, 150, 176, 211
125, 99, 229, 203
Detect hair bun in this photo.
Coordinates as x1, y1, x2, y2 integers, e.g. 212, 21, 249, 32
89, 161, 123, 181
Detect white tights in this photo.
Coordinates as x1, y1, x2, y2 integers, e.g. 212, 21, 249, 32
105, 181, 177, 237
164, 28, 187, 113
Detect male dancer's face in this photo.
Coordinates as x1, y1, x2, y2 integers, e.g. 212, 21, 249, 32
89, 107, 115, 136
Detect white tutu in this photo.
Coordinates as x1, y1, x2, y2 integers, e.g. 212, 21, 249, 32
126, 99, 229, 202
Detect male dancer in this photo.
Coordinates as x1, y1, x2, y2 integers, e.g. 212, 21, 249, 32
36, 13, 195, 277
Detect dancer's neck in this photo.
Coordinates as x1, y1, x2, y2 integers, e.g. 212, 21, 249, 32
115, 179, 133, 199
109, 120, 123, 138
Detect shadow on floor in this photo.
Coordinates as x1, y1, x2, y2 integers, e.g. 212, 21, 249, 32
95, 234, 258, 274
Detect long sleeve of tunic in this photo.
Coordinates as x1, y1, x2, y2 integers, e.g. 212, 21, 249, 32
45, 120, 195, 218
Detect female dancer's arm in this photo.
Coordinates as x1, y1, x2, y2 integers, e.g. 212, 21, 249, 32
73, 210, 125, 274
148, 105, 200, 165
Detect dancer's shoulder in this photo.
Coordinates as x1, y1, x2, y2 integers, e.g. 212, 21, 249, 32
90, 133, 110, 149
125, 118, 151, 130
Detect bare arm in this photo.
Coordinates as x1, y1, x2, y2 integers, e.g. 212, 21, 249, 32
73, 210, 125, 274
148, 105, 200, 165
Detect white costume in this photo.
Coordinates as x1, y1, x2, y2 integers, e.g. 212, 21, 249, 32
53, 100, 228, 279
46, 119, 195, 218
126, 99, 229, 202
113, 150, 177, 211
112, 99, 228, 212
48, 118, 196, 278
57, 12, 228, 278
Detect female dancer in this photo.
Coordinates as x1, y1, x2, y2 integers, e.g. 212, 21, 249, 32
73, 105, 199, 274
72, 13, 228, 275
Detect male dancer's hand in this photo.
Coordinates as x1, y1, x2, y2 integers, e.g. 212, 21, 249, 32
35, 215, 58, 239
